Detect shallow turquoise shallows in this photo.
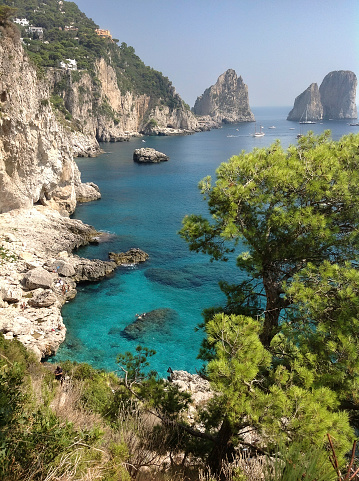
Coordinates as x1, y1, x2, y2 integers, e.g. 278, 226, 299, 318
52, 107, 357, 376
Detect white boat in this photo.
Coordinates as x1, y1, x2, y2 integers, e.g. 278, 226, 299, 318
299, 107, 316, 124
268, 126, 276, 129
253, 124, 265, 137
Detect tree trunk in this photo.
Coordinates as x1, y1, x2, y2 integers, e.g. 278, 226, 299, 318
207, 417, 236, 479
260, 269, 283, 348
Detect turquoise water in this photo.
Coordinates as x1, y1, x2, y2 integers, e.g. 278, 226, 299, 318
52, 107, 358, 375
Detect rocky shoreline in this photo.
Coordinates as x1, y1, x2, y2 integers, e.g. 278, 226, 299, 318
0, 206, 117, 360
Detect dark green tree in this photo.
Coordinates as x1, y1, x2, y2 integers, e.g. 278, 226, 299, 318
178, 131, 359, 475
180, 131, 359, 348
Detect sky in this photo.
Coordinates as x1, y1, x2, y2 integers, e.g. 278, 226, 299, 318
74, 0, 359, 108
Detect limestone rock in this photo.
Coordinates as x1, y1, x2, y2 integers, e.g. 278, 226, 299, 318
75, 182, 101, 203
171, 370, 214, 406
1, 285, 22, 303
48, 57, 199, 142
23, 267, 56, 290
133, 148, 169, 163
287, 83, 323, 121
193, 69, 255, 123
48, 260, 76, 277
0, 206, 111, 359
0, 34, 78, 214
319, 70, 358, 119
287, 71, 358, 121
73, 258, 116, 282
109, 248, 149, 265
28, 289, 58, 308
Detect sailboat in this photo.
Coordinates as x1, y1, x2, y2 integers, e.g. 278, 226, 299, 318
299, 107, 316, 124
253, 123, 265, 137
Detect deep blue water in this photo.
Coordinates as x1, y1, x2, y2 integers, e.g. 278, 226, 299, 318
52, 107, 359, 375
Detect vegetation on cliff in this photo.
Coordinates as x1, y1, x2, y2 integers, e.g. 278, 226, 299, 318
0, 0, 183, 112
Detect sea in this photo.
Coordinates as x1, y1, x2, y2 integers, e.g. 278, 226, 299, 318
51, 106, 359, 376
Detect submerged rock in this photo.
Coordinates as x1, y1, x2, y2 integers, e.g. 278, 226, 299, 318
121, 308, 179, 340
133, 148, 169, 163
145, 264, 225, 289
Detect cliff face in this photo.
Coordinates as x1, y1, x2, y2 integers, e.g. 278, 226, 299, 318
48, 58, 199, 141
0, 30, 75, 214
192, 69, 255, 123
287, 83, 323, 121
0, 28, 98, 215
287, 71, 357, 121
319, 71, 358, 119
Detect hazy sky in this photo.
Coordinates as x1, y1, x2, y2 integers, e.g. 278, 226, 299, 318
74, 0, 359, 108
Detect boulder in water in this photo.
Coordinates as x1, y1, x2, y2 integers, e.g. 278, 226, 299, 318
109, 248, 149, 266
133, 148, 169, 163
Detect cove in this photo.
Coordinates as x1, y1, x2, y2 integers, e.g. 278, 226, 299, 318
52, 107, 357, 376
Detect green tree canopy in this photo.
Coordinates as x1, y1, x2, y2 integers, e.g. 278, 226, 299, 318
181, 131, 359, 347
179, 131, 359, 474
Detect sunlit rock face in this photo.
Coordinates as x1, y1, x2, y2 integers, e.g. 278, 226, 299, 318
319, 71, 358, 120
0, 30, 83, 215
192, 69, 255, 123
287, 71, 357, 121
287, 83, 323, 121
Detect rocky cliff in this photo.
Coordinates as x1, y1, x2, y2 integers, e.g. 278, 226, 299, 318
0, 25, 100, 215
192, 69, 255, 124
287, 71, 357, 121
319, 70, 358, 120
287, 83, 323, 121
49, 59, 199, 142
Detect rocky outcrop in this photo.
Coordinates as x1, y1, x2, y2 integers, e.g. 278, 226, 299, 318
319, 71, 358, 119
47, 58, 200, 141
71, 257, 116, 282
133, 148, 169, 163
0, 207, 117, 360
192, 69, 255, 124
109, 248, 149, 265
287, 71, 358, 121
287, 83, 323, 121
75, 182, 101, 203
0, 28, 100, 215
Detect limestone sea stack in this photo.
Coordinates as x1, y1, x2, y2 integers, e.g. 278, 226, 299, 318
192, 69, 255, 124
287, 70, 357, 121
319, 71, 358, 120
287, 83, 323, 122
133, 148, 169, 163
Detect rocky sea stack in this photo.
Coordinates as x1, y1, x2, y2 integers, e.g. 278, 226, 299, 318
133, 148, 169, 163
192, 69, 255, 124
287, 70, 358, 121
